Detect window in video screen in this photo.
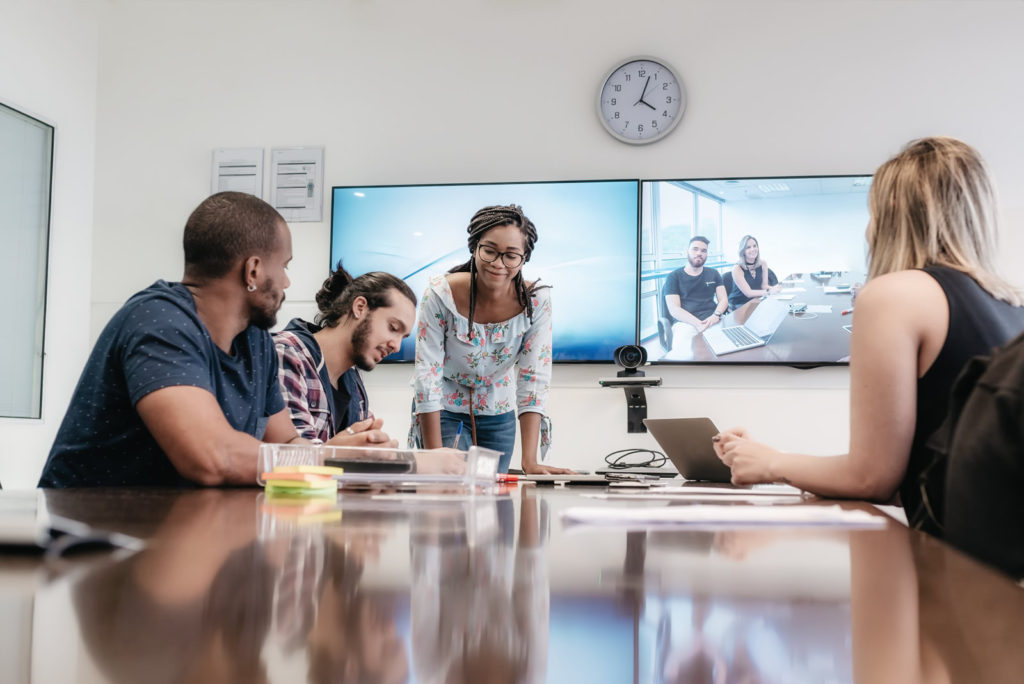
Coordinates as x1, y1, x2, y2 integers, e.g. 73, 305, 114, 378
640, 176, 872, 365
331, 180, 640, 363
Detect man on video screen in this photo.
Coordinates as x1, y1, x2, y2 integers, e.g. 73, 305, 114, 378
664, 236, 729, 335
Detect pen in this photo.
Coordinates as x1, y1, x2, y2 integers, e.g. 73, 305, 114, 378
496, 474, 519, 484
841, 308, 854, 315
451, 422, 464, 449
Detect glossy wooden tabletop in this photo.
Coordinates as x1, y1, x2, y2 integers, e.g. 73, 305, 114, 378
2, 486, 1023, 683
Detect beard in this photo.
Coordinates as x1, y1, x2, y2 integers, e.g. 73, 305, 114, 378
249, 278, 284, 330
350, 314, 377, 371
688, 254, 706, 269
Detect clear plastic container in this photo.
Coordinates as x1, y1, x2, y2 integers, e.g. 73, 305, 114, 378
257, 443, 500, 488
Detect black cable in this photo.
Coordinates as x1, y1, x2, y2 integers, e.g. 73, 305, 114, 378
603, 448, 668, 469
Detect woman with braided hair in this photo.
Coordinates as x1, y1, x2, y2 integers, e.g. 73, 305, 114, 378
412, 205, 572, 474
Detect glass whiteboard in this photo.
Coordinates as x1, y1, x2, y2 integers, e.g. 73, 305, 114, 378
0, 102, 53, 418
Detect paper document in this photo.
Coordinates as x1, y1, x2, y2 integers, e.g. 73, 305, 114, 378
806, 305, 832, 314
649, 485, 803, 496
561, 504, 885, 528
781, 287, 807, 293
583, 493, 803, 504
772, 294, 796, 301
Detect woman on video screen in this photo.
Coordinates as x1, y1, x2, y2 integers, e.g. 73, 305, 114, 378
728, 235, 782, 309
411, 205, 572, 474
713, 137, 1024, 535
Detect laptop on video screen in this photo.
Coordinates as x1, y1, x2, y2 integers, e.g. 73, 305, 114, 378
702, 298, 789, 356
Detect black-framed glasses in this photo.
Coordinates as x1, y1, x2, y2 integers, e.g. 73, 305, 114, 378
477, 244, 525, 268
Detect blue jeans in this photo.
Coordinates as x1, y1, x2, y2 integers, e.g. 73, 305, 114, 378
440, 410, 517, 473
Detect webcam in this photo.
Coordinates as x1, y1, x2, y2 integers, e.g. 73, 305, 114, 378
614, 344, 647, 377
598, 344, 660, 387
601, 344, 660, 433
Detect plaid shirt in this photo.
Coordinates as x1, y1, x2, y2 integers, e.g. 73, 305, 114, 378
274, 330, 333, 442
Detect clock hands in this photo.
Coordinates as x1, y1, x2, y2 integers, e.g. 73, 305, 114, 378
633, 76, 657, 111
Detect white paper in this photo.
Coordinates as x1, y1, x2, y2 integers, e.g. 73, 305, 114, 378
772, 294, 796, 300
649, 484, 803, 496
560, 504, 885, 528
211, 147, 263, 198
806, 305, 832, 314
270, 146, 324, 222
582, 493, 803, 504
781, 287, 807, 293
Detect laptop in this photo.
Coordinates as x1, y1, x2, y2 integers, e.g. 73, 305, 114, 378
701, 297, 789, 356
642, 417, 733, 482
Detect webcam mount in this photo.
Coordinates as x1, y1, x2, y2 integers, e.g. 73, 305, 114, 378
602, 345, 661, 433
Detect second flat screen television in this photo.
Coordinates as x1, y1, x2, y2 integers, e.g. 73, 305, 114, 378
330, 180, 640, 362
640, 175, 872, 365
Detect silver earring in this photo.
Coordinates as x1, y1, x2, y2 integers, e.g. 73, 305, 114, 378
247, 283, 257, 292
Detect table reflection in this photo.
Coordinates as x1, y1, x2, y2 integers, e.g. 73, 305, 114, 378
70, 490, 273, 683
4, 488, 1021, 683
411, 486, 548, 684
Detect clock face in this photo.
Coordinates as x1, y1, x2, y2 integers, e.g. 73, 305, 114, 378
597, 58, 686, 144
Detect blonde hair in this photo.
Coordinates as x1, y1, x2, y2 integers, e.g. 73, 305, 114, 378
867, 137, 1021, 305
736, 235, 762, 270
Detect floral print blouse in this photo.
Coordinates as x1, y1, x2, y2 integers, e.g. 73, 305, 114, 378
412, 274, 553, 417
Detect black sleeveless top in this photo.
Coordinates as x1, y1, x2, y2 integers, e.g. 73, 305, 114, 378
728, 265, 764, 309
903, 266, 1024, 530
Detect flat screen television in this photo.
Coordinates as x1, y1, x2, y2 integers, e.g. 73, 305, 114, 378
639, 175, 872, 366
331, 180, 640, 362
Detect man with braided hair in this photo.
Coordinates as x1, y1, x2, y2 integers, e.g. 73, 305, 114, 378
412, 205, 572, 474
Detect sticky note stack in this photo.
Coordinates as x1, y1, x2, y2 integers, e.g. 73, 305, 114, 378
262, 464, 342, 496
261, 495, 342, 524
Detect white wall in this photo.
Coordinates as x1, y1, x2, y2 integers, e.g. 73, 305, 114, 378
0, 0, 99, 487
81, 0, 1024, 475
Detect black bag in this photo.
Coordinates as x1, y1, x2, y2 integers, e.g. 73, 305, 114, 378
920, 329, 1024, 579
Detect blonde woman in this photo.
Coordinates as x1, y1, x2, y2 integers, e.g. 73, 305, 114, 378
728, 235, 781, 309
714, 137, 1024, 532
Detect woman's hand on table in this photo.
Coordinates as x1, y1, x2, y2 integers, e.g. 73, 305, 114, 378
522, 462, 575, 475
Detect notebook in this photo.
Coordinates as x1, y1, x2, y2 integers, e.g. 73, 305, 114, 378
701, 298, 789, 356
642, 417, 733, 483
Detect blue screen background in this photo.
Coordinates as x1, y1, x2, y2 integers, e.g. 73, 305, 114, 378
331, 181, 639, 362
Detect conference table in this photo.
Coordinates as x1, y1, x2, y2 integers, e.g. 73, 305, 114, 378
658, 271, 859, 364
1, 484, 1022, 683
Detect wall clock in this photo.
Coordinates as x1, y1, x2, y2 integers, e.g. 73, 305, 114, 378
597, 57, 686, 144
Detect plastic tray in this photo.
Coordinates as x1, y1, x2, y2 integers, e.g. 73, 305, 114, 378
258, 443, 500, 488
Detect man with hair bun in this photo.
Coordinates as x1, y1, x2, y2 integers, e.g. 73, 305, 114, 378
273, 262, 416, 447
39, 192, 303, 487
